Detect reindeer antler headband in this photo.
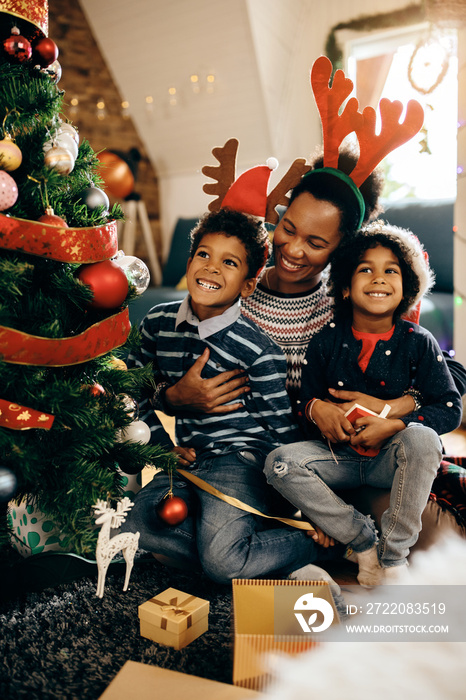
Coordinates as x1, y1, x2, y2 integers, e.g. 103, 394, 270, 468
307, 55, 425, 227
202, 56, 424, 228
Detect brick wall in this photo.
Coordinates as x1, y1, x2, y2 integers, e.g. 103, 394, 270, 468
48, 0, 162, 278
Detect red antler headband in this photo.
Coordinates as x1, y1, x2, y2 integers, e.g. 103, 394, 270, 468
201, 138, 279, 219
306, 55, 425, 228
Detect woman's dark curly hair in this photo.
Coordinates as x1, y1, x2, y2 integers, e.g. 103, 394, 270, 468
328, 221, 421, 320
189, 208, 270, 278
289, 145, 384, 239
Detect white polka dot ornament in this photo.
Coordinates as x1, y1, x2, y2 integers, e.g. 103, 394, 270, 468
0, 170, 18, 210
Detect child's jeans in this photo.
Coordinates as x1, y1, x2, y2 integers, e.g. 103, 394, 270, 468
121, 447, 341, 583
264, 424, 442, 569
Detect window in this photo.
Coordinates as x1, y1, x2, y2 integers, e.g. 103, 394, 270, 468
341, 24, 457, 201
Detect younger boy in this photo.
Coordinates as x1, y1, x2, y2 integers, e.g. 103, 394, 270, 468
264, 221, 462, 586
122, 208, 342, 586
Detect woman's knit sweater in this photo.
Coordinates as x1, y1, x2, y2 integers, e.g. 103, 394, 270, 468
241, 272, 333, 404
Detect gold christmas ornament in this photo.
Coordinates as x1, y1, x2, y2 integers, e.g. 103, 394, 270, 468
0, 136, 22, 171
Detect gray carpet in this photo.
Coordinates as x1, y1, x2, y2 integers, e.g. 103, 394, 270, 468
0, 554, 234, 699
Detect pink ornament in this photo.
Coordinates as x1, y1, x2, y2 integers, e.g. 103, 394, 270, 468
0, 171, 18, 211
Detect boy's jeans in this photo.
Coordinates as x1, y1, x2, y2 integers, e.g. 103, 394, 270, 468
264, 424, 442, 568
121, 448, 341, 583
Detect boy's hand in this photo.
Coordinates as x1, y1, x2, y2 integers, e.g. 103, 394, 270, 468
328, 388, 416, 419
307, 525, 336, 548
165, 348, 250, 413
312, 400, 356, 443
172, 446, 196, 466
350, 416, 405, 451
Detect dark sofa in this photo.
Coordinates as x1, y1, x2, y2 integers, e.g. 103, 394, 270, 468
128, 199, 456, 351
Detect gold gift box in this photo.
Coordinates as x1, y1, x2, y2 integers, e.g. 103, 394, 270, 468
138, 587, 210, 650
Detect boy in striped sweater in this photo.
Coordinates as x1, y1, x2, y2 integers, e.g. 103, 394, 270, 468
122, 208, 343, 586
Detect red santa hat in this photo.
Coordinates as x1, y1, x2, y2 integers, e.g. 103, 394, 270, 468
221, 158, 278, 218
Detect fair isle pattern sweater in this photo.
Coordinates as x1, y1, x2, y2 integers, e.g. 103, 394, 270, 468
127, 299, 301, 457
241, 273, 333, 404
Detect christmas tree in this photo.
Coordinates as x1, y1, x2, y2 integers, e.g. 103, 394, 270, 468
0, 1, 176, 571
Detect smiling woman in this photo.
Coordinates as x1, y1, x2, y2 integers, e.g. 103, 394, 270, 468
241, 147, 384, 404
267, 192, 343, 296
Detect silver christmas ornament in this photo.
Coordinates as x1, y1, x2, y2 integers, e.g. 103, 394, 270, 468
113, 255, 150, 294
80, 186, 110, 213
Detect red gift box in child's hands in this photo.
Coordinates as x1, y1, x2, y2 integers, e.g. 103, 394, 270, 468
344, 403, 390, 457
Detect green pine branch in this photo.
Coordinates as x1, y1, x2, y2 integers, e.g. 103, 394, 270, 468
0, 51, 174, 562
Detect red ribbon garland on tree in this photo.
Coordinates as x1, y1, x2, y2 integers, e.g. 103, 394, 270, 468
0, 307, 131, 366
0, 398, 55, 430
0, 213, 118, 263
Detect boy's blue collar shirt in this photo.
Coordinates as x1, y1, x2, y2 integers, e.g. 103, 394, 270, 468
175, 295, 241, 339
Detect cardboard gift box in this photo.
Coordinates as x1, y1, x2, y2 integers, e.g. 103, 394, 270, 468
232, 578, 340, 691
138, 587, 209, 650
99, 661, 263, 699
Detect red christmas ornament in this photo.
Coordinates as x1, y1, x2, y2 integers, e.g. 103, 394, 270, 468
33, 37, 59, 67
89, 383, 105, 397
77, 259, 129, 309
157, 494, 189, 526
3, 27, 32, 63
38, 207, 68, 227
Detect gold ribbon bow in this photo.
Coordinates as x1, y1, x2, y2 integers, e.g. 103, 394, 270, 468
149, 594, 196, 630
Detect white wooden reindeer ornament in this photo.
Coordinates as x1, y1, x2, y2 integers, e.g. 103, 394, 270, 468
93, 497, 140, 598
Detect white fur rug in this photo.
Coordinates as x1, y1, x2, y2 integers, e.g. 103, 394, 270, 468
263, 536, 466, 700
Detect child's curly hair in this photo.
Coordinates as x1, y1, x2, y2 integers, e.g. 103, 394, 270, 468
189, 208, 270, 278
328, 220, 435, 320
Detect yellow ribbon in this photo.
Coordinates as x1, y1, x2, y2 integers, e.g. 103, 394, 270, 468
177, 468, 315, 532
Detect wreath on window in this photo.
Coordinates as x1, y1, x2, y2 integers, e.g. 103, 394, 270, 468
407, 36, 451, 95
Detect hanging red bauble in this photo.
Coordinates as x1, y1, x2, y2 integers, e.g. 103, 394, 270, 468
3, 27, 32, 63
157, 494, 189, 526
89, 383, 105, 397
77, 259, 129, 309
33, 37, 59, 67
38, 207, 68, 227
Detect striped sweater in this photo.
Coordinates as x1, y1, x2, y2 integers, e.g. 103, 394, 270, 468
127, 298, 301, 457
241, 272, 333, 404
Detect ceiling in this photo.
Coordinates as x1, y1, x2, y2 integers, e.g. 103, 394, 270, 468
79, 0, 313, 179
77, 0, 417, 235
